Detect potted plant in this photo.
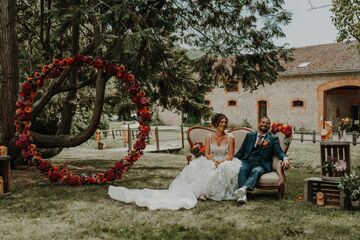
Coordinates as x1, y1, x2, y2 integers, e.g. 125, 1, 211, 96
338, 167, 360, 208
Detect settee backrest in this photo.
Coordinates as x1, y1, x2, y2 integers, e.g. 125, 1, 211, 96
186, 126, 215, 148
228, 127, 254, 150
274, 131, 292, 154
187, 126, 293, 154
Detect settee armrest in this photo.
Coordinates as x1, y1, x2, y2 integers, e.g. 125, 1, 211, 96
273, 157, 286, 185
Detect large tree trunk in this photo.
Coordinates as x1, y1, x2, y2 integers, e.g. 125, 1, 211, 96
0, 0, 19, 167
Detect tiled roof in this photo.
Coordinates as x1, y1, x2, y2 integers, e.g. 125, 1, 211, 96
281, 41, 360, 76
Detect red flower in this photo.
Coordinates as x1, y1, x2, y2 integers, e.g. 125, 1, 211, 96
140, 111, 152, 121
22, 82, 32, 92
118, 65, 126, 72
140, 97, 149, 106
127, 74, 135, 81
34, 72, 41, 79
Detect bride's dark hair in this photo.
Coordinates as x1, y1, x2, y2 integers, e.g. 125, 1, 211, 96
211, 113, 228, 128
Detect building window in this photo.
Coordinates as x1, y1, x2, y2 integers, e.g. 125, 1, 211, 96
225, 79, 239, 92
204, 100, 210, 105
227, 100, 237, 107
292, 100, 304, 107
291, 99, 306, 110
258, 100, 267, 120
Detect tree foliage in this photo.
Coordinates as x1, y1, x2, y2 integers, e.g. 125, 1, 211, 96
1, 0, 292, 163
331, 0, 360, 42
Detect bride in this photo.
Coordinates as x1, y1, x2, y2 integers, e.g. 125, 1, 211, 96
108, 113, 242, 210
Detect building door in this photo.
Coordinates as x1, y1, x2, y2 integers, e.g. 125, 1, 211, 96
258, 100, 267, 121
351, 105, 360, 131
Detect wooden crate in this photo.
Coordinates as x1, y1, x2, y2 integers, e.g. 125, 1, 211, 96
304, 177, 351, 209
320, 142, 350, 181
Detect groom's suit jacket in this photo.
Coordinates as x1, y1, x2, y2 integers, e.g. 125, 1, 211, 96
234, 131, 286, 172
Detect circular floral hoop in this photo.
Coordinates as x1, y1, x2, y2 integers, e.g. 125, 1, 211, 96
15, 55, 152, 185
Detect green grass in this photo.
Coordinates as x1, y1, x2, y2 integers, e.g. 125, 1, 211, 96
1, 143, 360, 240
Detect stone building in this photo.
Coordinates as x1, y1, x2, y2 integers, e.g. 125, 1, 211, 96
157, 42, 360, 131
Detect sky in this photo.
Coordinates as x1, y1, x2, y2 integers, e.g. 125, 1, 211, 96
278, 0, 338, 48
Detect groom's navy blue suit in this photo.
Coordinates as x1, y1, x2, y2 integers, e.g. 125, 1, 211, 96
234, 131, 286, 191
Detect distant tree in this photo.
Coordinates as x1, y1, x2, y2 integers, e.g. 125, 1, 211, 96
331, 0, 360, 42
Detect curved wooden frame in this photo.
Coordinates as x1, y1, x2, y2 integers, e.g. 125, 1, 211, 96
186, 126, 215, 148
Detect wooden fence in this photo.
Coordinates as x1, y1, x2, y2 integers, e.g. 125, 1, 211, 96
95, 126, 360, 151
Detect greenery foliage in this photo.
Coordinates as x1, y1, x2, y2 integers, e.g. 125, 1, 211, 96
339, 166, 360, 200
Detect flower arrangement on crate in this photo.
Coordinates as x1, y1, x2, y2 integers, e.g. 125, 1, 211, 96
338, 167, 360, 202
338, 117, 353, 131
271, 122, 293, 145
190, 142, 206, 158
338, 117, 352, 141
322, 157, 347, 179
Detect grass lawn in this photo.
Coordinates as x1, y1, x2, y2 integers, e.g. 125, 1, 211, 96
1, 142, 359, 240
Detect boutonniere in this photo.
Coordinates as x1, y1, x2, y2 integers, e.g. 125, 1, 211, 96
262, 139, 270, 149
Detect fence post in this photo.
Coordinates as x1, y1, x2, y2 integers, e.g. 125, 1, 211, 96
312, 130, 316, 143
112, 129, 115, 139
353, 132, 357, 146
128, 124, 132, 151
300, 130, 304, 142
180, 124, 184, 149
155, 127, 160, 151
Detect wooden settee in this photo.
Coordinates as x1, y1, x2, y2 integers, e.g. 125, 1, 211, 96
186, 126, 292, 199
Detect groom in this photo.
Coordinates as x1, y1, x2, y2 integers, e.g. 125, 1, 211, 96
234, 116, 289, 203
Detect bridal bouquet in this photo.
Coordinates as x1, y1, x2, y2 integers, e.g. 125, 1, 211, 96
190, 142, 205, 158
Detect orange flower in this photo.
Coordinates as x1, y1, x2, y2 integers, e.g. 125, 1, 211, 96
29, 144, 36, 151
42, 65, 49, 74
137, 91, 145, 97
24, 106, 33, 114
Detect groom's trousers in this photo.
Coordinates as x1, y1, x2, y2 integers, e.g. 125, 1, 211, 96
238, 161, 266, 191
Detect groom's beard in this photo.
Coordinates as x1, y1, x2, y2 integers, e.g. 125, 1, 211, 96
259, 126, 269, 133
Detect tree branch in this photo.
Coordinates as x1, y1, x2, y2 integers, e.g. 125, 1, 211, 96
56, 73, 97, 93
31, 72, 108, 148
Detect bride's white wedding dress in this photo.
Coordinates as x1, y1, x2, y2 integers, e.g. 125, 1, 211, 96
108, 136, 242, 210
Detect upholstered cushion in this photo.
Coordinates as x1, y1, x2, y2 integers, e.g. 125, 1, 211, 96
257, 171, 280, 187
229, 127, 254, 150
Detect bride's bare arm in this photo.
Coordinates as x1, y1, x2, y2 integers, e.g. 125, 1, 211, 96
205, 135, 215, 163
225, 136, 235, 160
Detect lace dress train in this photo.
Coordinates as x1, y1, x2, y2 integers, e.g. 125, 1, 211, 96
108, 142, 241, 210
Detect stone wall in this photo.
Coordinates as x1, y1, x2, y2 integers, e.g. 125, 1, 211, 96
156, 73, 360, 130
